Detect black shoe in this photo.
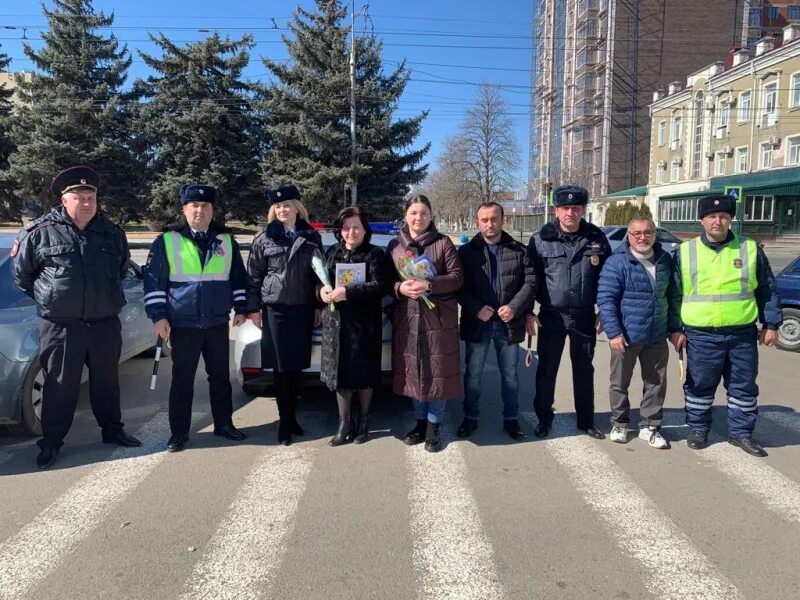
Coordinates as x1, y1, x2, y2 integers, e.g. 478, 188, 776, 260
404, 419, 427, 446
686, 430, 709, 450
102, 429, 142, 447
353, 414, 371, 445
214, 424, 247, 441
36, 446, 59, 470
457, 417, 478, 438
424, 421, 442, 453
580, 426, 605, 440
329, 416, 354, 447
503, 419, 527, 440
534, 422, 551, 438
166, 434, 188, 453
728, 436, 768, 457
277, 420, 292, 446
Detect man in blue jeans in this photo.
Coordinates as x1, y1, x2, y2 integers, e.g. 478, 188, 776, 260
457, 202, 537, 440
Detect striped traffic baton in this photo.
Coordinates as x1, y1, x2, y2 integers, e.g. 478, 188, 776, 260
150, 337, 164, 391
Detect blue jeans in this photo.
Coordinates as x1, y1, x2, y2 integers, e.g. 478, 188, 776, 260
414, 399, 447, 423
463, 320, 520, 420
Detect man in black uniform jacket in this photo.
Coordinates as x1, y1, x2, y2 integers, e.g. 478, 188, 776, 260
13, 166, 141, 469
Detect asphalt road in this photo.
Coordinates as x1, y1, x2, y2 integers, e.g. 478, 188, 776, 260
1, 334, 799, 600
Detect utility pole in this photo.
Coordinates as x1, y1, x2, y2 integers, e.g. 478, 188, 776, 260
349, 0, 358, 205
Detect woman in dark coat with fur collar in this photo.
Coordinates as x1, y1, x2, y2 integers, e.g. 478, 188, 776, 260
319, 206, 392, 446
247, 184, 322, 446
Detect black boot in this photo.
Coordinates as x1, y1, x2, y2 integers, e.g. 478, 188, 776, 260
404, 419, 427, 445
276, 396, 292, 446
353, 414, 371, 444
329, 416, 354, 446
424, 421, 442, 453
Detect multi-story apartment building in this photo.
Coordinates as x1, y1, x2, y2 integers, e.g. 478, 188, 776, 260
531, 0, 742, 209
649, 25, 800, 237
742, 1, 800, 50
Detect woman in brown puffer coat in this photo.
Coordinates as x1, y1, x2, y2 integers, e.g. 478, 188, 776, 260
387, 194, 464, 453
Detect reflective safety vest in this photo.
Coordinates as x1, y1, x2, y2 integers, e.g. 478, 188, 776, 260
163, 231, 233, 282
680, 234, 758, 327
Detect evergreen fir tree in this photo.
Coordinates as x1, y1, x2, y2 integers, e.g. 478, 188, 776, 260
261, 0, 429, 220
133, 33, 263, 227
7, 0, 142, 221
0, 51, 20, 222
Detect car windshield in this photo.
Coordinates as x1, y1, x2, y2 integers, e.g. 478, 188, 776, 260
0, 253, 32, 309
656, 229, 680, 243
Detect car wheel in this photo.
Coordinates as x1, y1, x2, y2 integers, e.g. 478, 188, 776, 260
8, 360, 44, 437
777, 307, 800, 352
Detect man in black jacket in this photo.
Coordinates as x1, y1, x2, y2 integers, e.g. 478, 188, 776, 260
457, 201, 537, 439
12, 166, 141, 469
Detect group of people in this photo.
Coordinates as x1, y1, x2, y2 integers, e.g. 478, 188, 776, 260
11, 166, 783, 470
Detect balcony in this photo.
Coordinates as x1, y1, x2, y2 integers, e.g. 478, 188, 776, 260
575, 48, 599, 75
577, 0, 599, 22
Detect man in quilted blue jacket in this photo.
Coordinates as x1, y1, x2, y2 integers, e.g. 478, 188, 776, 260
597, 217, 683, 449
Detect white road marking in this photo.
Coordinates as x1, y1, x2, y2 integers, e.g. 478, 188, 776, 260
178, 415, 322, 600
0, 413, 174, 600
521, 412, 742, 600
406, 422, 505, 600
662, 413, 800, 523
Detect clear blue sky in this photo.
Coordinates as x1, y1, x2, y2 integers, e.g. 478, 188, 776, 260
1, 0, 533, 185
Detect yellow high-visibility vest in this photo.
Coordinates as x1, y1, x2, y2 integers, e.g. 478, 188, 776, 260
679, 234, 758, 327
163, 231, 233, 282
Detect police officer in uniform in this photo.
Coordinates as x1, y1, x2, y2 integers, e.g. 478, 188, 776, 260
143, 184, 252, 452
12, 166, 142, 469
526, 184, 611, 439
672, 194, 782, 457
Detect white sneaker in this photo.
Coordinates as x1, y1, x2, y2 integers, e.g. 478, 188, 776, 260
639, 426, 670, 449
610, 426, 629, 443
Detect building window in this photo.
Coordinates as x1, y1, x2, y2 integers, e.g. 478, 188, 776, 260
692, 92, 704, 179
763, 82, 778, 115
671, 115, 682, 143
760, 142, 773, 168
656, 165, 665, 184
790, 6, 800, 20
661, 198, 698, 222
749, 7, 762, 26
736, 147, 748, 172
718, 103, 729, 129
787, 136, 800, 165
715, 152, 727, 175
670, 161, 680, 182
657, 121, 666, 146
738, 91, 752, 122
769, 6, 780, 20
792, 73, 800, 108
743, 195, 775, 221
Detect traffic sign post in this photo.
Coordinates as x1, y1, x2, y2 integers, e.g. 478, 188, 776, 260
724, 185, 744, 237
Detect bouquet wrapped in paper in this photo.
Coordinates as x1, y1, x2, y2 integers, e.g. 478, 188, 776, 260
394, 250, 437, 309
311, 250, 335, 311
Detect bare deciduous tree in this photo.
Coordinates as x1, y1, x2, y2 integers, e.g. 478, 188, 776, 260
420, 136, 477, 230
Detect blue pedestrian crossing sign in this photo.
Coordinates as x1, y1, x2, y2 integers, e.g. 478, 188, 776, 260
724, 185, 743, 204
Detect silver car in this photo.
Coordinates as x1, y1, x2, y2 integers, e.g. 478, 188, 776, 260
234, 232, 394, 394
601, 225, 682, 254
0, 234, 160, 436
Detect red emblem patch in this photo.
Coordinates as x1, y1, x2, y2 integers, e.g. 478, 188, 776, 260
733, 258, 743, 269
215, 246, 225, 256
10, 239, 19, 258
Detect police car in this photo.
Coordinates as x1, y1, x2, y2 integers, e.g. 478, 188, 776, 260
233, 231, 395, 394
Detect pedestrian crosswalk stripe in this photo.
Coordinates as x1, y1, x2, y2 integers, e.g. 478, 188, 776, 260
661, 413, 800, 523
406, 422, 506, 600
177, 414, 322, 600
0, 413, 173, 600
521, 413, 743, 600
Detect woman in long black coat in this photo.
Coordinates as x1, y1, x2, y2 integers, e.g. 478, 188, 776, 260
319, 206, 392, 445
247, 184, 322, 446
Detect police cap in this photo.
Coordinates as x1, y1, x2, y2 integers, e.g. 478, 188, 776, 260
267, 184, 301, 205
180, 183, 217, 205
553, 184, 589, 206
697, 194, 736, 219
50, 166, 99, 197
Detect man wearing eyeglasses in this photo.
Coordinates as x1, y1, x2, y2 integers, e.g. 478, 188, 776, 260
597, 217, 683, 449
672, 194, 781, 457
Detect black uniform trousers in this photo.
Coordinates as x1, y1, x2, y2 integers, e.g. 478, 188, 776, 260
38, 316, 124, 449
534, 309, 597, 430
168, 324, 233, 436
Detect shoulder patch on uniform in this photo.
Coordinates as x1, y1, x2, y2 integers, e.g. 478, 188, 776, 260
10, 239, 20, 258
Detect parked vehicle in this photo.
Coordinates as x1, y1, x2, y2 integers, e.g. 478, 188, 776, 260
601, 225, 682, 254
776, 255, 800, 352
234, 232, 394, 394
0, 234, 159, 436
